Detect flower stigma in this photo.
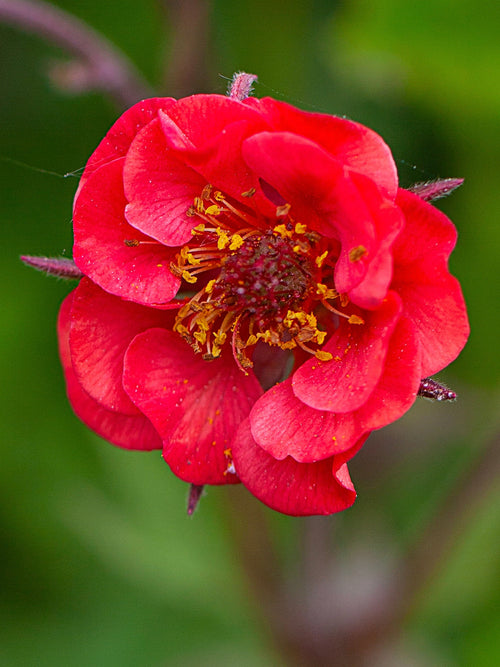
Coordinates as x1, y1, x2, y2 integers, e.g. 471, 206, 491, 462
169, 185, 364, 372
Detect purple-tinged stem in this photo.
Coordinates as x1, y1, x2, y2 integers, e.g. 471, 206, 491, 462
0, 0, 153, 108
20, 255, 83, 279
418, 377, 456, 401
228, 71, 258, 101
410, 178, 464, 201
187, 484, 204, 515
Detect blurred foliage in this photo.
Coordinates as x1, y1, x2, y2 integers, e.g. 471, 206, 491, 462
0, 0, 498, 665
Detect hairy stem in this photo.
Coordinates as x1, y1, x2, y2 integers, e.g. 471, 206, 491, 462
0, 0, 154, 108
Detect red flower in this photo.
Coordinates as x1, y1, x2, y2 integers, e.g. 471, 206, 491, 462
58, 87, 469, 516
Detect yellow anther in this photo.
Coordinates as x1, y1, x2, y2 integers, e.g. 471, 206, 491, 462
316, 282, 338, 299
201, 184, 213, 199
293, 245, 302, 253
196, 317, 210, 332
246, 334, 258, 346
186, 253, 201, 265
214, 191, 225, 202
205, 279, 216, 294
193, 223, 205, 233
273, 223, 292, 238
224, 448, 232, 457
349, 245, 368, 262
315, 350, 333, 362
348, 314, 365, 325
295, 222, 307, 234
194, 330, 207, 345
241, 187, 256, 198
315, 330, 327, 345
211, 344, 222, 358
229, 234, 244, 250
315, 250, 328, 268
194, 196, 204, 213
276, 203, 291, 217
205, 204, 221, 216
213, 331, 227, 346
182, 270, 197, 284
217, 231, 230, 250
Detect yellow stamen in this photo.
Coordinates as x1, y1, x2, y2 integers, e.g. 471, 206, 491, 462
315, 350, 333, 362
205, 204, 221, 216
315, 250, 328, 268
349, 245, 368, 262
205, 279, 216, 294
295, 222, 307, 234
182, 270, 197, 284
348, 314, 364, 325
229, 234, 244, 250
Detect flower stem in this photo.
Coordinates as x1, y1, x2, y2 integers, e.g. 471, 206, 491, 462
0, 0, 154, 108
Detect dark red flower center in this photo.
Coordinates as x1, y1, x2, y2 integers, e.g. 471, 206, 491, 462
169, 185, 363, 372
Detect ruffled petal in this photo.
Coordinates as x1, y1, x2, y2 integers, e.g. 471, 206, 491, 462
232, 419, 357, 516
242, 131, 380, 293
250, 315, 419, 463
347, 172, 404, 309
244, 97, 398, 198
122, 329, 263, 485
292, 291, 402, 412
69, 279, 173, 414
76, 97, 175, 195
123, 118, 206, 247
249, 379, 364, 462
392, 189, 469, 376
58, 291, 162, 450
73, 158, 181, 305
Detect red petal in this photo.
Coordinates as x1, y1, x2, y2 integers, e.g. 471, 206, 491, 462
347, 172, 404, 309
122, 329, 263, 485
123, 117, 206, 246
76, 97, 175, 196
69, 279, 173, 414
392, 190, 469, 376
159, 100, 274, 217
73, 158, 181, 305
292, 292, 402, 412
231, 419, 357, 516
249, 379, 364, 462
58, 291, 162, 450
250, 315, 419, 463
242, 131, 378, 293
164, 94, 266, 151
245, 97, 398, 198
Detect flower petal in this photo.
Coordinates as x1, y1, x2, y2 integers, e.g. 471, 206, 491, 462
232, 419, 357, 516
392, 189, 469, 376
292, 291, 402, 412
123, 117, 206, 247
249, 379, 364, 462
346, 173, 404, 309
245, 97, 398, 198
69, 279, 173, 414
77, 97, 175, 195
58, 291, 162, 450
73, 158, 181, 305
122, 329, 263, 485
250, 315, 419, 463
242, 131, 379, 293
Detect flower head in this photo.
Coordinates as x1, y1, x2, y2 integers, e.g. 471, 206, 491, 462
58, 76, 469, 515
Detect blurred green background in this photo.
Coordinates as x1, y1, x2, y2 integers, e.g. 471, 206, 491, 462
1, 0, 499, 665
